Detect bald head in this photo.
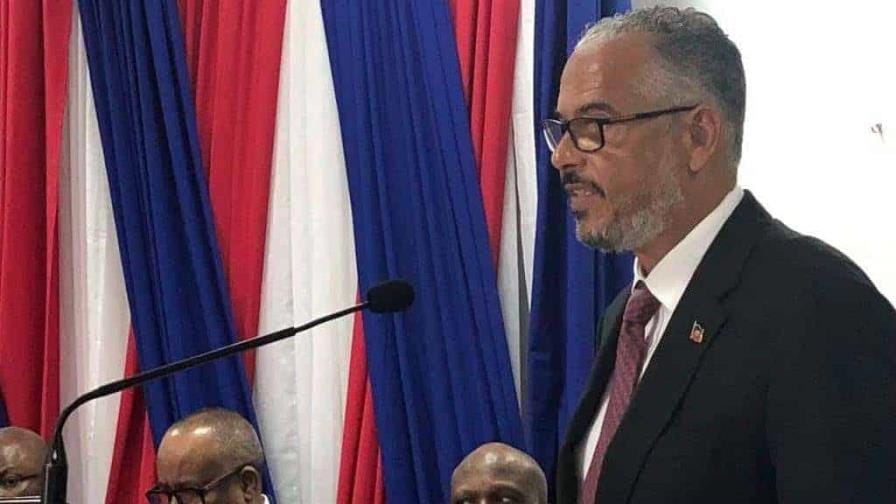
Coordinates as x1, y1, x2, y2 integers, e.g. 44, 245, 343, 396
155, 409, 265, 504
0, 427, 47, 497
451, 442, 547, 504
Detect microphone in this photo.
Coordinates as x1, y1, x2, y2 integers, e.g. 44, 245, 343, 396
41, 280, 414, 503
366, 279, 415, 313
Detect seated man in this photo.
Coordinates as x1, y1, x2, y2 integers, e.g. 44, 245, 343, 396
451, 442, 548, 504
148, 408, 270, 504
0, 427, 46, 498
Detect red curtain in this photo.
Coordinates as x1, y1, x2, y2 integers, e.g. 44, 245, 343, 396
337, 315, 386, 504
179, 0, 286, 381
0, 0, 71, 436
104, 335, 157, 504
448, 0, 521, 266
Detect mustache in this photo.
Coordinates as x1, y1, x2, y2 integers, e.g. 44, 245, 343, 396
561, 172, 605, 196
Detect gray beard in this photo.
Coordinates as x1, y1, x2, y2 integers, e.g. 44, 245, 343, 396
577, 170, 683, 253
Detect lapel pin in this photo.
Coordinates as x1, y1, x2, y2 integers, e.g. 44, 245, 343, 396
689, 321, 705, 344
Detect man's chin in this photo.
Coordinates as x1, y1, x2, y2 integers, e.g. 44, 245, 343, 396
575, 222, 622, 252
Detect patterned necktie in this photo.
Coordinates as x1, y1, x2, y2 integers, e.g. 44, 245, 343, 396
579, 281, 661, 504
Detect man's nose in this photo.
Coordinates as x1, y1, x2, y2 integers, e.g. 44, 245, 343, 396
550, 131, 582, 172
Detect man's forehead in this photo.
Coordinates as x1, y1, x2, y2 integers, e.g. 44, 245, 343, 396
0, 443, 32, 468
456, 457, 528, 481
556, 33, 654, 117
157, 432, 223, 485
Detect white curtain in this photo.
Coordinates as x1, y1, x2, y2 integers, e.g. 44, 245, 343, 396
252, 0, 358, 501
58, 7, 130, 503
497, 0, 538, 408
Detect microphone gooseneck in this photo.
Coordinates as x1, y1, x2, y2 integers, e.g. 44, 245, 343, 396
41, 279, 414, 503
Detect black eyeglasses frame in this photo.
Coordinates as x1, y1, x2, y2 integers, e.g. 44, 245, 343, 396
542, 104, 699, 153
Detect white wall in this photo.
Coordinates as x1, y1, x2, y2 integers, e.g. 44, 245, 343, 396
631, 0, 896, 302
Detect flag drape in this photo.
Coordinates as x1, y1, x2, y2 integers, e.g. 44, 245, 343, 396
448, 0, 521, 267
177, 0, 287, 382
75, 0, 274, 497
337, 315, 385, 504
0, 0, 71, 439
60, 9, 131, 501
321, 1, 524, 502
104, 336, 156, 504
499, 0, 538, 404
254, 0, 359, 501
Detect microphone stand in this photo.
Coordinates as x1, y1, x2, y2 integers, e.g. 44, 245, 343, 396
42, 302, 368, 503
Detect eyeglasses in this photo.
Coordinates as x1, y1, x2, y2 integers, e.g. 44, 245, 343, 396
145, 465, 250, 504
542, 105, 698, 153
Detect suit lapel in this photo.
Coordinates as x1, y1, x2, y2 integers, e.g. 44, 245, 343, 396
596, 191, 773, 503
556, 289, 628, 504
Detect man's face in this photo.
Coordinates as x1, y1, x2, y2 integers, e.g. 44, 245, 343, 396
0, 440, 44, 497
552, 34, 687, 252
155, 427, 253, 504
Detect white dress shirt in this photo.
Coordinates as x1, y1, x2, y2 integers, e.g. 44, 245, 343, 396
578, 186, 745, 479
262, 495, 271, 504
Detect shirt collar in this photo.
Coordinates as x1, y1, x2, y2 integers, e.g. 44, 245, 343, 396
633, 186, 745, 310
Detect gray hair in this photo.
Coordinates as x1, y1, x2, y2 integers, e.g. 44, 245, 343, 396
577, 6, 746, 167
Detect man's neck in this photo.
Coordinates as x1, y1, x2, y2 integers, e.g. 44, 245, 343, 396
635, 187, 732, 275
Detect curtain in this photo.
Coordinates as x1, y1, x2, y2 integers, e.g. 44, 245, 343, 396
321, 1, 525, 502
75, 0, 274, 498
498, 0, 539, 407
254, 0, 358, 501
449, 0, 532, 405
59, 7, 131, 501
105, 338, 157, 504
448, 0, 521, 267
525, 0, 633, 488
337, 315, 385, 504
0, 0, 71, 437
176, 0, 286, 382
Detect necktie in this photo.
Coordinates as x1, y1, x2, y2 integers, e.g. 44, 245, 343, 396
579, 281, 661, 503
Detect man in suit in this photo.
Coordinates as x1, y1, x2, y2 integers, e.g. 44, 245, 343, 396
544, 6, 896, 504
148, 408, 271, 504
451, 442, 548, 504
0, 427, 46, 498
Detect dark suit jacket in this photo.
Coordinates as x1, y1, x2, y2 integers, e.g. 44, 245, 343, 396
556, 191, 896, 504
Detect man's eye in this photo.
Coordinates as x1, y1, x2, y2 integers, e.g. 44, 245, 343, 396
1, 476, 22, 488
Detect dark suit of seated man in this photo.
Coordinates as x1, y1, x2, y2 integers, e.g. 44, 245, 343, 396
544, 6, 896, 504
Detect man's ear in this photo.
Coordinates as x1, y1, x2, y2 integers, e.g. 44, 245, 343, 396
238, 466, 262, 500
685, 105, 723, 174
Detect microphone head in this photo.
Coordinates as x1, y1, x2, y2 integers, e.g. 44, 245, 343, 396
366, 280, 415, 313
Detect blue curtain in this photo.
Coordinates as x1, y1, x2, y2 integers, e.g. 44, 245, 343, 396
76, 0, 274, 498
526, 0, 633, 485
320, 1, 524, 502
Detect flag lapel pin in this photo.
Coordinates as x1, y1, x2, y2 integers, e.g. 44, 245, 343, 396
689, 321, 705, 344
